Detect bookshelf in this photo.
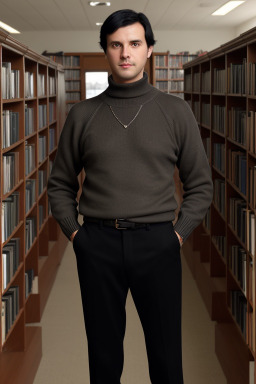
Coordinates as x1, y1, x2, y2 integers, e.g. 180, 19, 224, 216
0, 31, 67, 384
183, 27, 256, 384
152, 51, 198, 98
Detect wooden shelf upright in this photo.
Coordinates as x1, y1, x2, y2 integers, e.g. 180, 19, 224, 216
0, 31, 68, 384
183, 26, 256, 384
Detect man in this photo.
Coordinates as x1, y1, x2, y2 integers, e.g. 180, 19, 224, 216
47, 9, 213, 384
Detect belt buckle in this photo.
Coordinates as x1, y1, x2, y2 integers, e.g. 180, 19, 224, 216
115, 219, 127, 229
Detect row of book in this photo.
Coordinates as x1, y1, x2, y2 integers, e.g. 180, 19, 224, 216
155, 82, 168, 92
2, 238, 20, 293
249, 62, 256, 95
25, 142, 35, 176
26, 180, 36, 214
229, 246, 247, 294
201, 103, 210, 126
228, 150, 246, 195
25, 105, 35, 136
65, 81, 81, 91
193, 72, 200, 92
184, 74, 192, 92
38, 74, 46, 97
39, 136, 47, 163
228, 108, 246, 146
213, 143, 225, 174
202, 71, 210, 93
213, 68, 226, 94
248, 211, 255, 257
228, 59, 247, 95
49, 102, 55, 123
49, 76, 56, 96
229, 198, 246, 245
249, 166, 256, 209
39, 104, 47, 129
212, 235, 226, 260
39, 169, 47, 195
2, 192, 19, 243
193, 101, 200, 122
25, 269, 38, 299
169, 54, 197, 68
3, 152, 19, 195
63, 55, 80, 67
213, 178, 225, 217
25, 217, 36, 253
65, 92, 81, 102
25, 72, 34, 98
230, 290, 247, 340
170, 69, 184, 79
155, 69, 168, 79
169, 81, 184, 92
213, 105, 226, 134
1, 62, 20, 99
1, 286, 19, 345
248, 110, 256, 154
64, 69, 80, 80
49, 128, 55, 153
2, 110, 19, 149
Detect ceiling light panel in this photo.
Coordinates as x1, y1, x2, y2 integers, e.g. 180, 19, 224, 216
212, 1, 245, 16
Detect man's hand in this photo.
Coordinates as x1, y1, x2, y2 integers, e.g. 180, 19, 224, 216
70, 230, 78, 242
175, 231, 183, 247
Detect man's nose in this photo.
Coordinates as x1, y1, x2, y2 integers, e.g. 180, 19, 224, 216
121, 45, 130, 59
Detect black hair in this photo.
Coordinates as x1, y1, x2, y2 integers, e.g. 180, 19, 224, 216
100, 9, 156, 53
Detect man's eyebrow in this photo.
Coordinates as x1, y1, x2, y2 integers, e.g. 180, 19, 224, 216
109, 39, 143, 44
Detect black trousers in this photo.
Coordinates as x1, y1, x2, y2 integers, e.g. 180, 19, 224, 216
73, 219, 184, 384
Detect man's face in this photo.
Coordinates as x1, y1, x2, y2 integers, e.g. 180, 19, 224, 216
105, 22, 153, 84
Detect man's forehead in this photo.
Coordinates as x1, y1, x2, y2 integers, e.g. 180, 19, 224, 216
107, 23, 145, 40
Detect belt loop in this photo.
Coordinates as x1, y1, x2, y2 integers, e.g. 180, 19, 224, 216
146, 223, 150, 231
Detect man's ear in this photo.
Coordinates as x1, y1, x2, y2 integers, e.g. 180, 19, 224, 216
147, 46, 153, 59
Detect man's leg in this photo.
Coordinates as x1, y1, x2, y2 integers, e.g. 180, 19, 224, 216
73, 221, 129, 384
126, 222, 184, 384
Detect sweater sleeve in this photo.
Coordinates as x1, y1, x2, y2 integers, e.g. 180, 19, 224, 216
172, 99, 213, 242
47, 105, 84, 239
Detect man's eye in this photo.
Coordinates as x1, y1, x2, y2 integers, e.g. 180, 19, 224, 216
132, 42, 140, 47
112, 43, 120, 48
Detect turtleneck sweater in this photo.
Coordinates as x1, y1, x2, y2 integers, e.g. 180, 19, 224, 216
47, 73, 213, 242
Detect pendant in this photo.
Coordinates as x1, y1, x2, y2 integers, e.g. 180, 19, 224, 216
124, 125, 127, 128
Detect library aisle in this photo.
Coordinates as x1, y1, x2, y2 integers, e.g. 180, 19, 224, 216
32, 225, 227, 384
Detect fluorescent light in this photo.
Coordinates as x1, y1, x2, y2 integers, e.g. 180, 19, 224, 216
89, 2, 111, 6
212, 1, 245, 16
96, 22, 103, 26
0, 21, 20, 34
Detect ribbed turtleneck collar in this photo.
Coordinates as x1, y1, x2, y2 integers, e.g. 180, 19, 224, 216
101, 72, 157, 107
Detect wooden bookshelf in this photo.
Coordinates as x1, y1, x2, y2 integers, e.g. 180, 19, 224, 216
183, 26, 256, 384
152, 51, 198, 98
0, 31, 67, 384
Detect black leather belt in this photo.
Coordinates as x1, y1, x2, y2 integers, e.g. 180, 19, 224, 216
83, 217, 148, 229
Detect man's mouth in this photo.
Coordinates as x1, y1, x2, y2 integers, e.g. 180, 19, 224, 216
120, 63, 133, 68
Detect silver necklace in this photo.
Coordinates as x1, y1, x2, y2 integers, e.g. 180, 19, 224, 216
109, 105, 143, 129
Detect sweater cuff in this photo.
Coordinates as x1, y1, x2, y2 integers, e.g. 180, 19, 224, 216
173, 213, 195, 243
59, 216, 81, 240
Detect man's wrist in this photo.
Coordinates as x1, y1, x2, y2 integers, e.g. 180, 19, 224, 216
175, 231, 183, 246
70, 230, 78, 242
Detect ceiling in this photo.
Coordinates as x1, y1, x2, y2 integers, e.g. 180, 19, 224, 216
0, 0, 255, 32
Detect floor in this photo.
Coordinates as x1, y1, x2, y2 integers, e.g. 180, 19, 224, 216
32, 236, 227, 384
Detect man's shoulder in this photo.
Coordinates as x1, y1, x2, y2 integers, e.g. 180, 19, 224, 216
68, 94, 104, 120
154, 90, 191, 119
